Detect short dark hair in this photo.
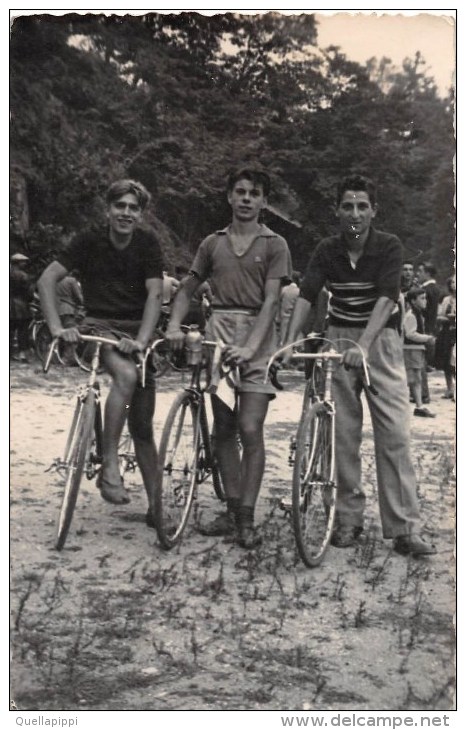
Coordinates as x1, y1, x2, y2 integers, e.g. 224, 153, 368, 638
406, 287, 426, 304
418, 261, 437, 278
336, 175, 376, 207
227, 166, 271, 197
105, 179, 151, 210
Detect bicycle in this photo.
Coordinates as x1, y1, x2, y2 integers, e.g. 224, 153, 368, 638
265, 335, 376, 568
151, 333, 228, 550
44, 331, 160, 550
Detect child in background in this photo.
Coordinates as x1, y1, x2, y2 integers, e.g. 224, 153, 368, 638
403, 288, 436, 418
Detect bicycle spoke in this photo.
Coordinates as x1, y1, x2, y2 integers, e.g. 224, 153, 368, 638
292, 405, 337, 567
153, 392, 199, 548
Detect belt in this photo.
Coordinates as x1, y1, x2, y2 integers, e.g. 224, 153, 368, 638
211, 306, 259, 316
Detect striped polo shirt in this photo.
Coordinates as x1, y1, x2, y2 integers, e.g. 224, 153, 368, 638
300, 227, 402, 328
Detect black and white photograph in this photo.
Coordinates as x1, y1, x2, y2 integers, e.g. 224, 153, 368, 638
9, 7, 456, 718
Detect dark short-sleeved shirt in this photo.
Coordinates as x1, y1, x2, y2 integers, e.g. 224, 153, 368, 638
58, 226, 164, 320
300, 227, 402, 328
190, 224, 291, 310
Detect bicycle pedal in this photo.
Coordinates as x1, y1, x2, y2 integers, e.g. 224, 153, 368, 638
45, 458, 66, 474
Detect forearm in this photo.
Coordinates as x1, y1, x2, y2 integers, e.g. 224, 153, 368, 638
137, 291, 163, 347
285, 297, 312, 344
358, 297, 397, 353
167, 277, 200, 331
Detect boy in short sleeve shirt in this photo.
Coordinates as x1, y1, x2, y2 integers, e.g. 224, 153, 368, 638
166, 167, 291, 549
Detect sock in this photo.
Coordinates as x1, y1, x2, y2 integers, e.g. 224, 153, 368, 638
237, 505, 254, 528
227, 497, 240, 519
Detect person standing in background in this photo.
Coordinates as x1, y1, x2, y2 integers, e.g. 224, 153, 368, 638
10, 253, 34, 362
435, 275, 456, 400
416, 262, 440, 403
403, 287, 436, 418
278, 271, 300, 346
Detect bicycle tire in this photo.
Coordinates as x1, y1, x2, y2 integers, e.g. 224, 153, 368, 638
55, 390, 96, 551
152, 391, 200, 549
292, 401, 337, 567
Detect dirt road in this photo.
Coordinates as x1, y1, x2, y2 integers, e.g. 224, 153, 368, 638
10, 361, 455, 711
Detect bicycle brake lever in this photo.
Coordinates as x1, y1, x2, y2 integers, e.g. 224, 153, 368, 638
43, 338, 58, 373
269, 362, 284, 391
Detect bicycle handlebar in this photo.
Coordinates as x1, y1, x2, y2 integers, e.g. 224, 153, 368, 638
44, 333, 165, 388
265, 334, 378, 396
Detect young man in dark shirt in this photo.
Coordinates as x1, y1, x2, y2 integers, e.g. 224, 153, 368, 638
166, 167, 291, 548
283, 174, 436, 557
38, 179, 163, 515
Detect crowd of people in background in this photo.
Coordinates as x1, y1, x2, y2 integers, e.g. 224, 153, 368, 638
400, 261, 456, 415
10, 251, 456, 412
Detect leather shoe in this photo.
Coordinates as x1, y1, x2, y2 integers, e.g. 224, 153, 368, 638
393, 534, 437, 557
237, 524, 262, 549
198, 511, 237, 536
331, 525, 363, 548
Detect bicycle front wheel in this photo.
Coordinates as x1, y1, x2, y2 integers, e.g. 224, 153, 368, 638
55, 391, 96, 550
292, 402, 337, 567
152, 391, 200, 549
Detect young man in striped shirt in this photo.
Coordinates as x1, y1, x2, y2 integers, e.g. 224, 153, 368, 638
283, 175, 436, 557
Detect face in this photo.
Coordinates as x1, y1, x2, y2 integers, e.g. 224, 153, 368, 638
107, 192, 142, 238
336, 190, 376, 239
413, 292, 427, 310
416, 266, 427, 283
227, 179, 266, 222
403, 264, 414, 278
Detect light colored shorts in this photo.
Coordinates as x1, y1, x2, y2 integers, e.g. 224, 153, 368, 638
206, 309, 278, 397
403, 348, 425, 387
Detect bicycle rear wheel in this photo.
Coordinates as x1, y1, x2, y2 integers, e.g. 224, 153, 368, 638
292, 401, 337, 567
152, 391, 200, 549
55, 390, 96, 550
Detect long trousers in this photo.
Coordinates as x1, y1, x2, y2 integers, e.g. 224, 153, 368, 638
328, 325, 421, 538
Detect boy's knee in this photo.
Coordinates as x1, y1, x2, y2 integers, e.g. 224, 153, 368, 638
239, 419, 263, 446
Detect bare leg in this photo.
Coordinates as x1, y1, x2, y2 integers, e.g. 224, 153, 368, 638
412, 382, 423, 409
237, 392, 270, 508
101, 347, 138, 485
128, 386, 157, 505
210, 394, 241, 499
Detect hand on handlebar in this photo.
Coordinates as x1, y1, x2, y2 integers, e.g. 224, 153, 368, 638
165, 327, 186, 351
342, 344, 369, 370
222, 344, 253, 367
53, 326, 81, 343
117, 337, 144, 355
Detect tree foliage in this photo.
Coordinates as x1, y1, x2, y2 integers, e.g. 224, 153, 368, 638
10, 12, 455, 279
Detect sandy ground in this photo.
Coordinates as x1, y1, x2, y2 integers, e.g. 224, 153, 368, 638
10, 360, 455, 711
